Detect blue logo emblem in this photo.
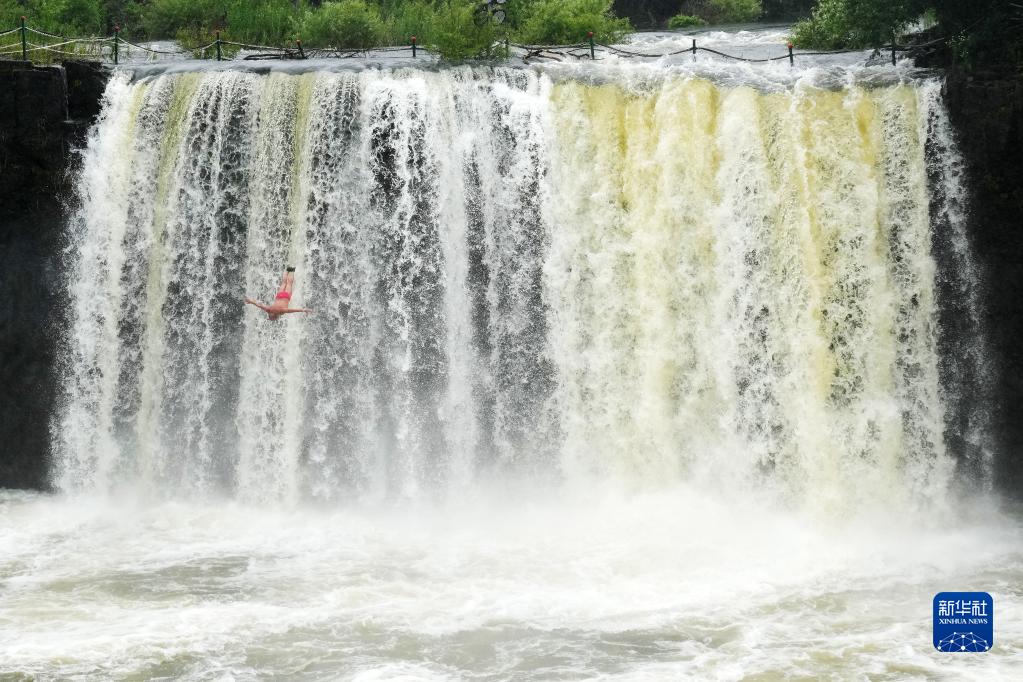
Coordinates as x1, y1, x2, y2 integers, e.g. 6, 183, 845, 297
933, 592, 993, 652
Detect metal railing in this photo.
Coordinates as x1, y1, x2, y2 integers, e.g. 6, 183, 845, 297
1, 18, 923, 67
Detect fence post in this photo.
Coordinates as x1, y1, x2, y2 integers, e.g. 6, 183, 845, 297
215, 31, 222, 61
588, 31, 594, 60
113, 24, 119, 65
787, 41, 794, 66
20, 16, 26, 61
691, 38, 696, 56
411, 35, 417, 58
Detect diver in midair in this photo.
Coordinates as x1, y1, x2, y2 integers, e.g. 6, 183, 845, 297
244, 266, 313, 320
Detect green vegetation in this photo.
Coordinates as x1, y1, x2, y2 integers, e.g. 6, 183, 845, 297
379, 0, 435, 46
515, 0, 630, 45
668, 14, 707, 29
297, 0, 384, 50
791, 0, 1023, 67
426, 1, 497, 60
0, 0, 104, 35
225, 1, 297, 44
761, 0, 815, 20
708, 0, 762, 23
669, 0, 762, 27
792, 0, 913, 49
6, 0, 1016, 68
1, 0, 637, 60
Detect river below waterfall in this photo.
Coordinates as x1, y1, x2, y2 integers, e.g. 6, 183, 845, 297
2, 488, 1022, 679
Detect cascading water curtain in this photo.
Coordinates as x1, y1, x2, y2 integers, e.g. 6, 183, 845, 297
54, 66, 984, 512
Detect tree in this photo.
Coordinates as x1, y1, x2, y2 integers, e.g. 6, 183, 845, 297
793, 0, 1023, 65
793, 0, 915, 49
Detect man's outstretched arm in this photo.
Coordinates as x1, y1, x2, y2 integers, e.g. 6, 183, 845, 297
244, 297, 274, 314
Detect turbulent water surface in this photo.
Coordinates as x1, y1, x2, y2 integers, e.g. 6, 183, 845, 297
2, 30, 1021, 680
2, 488, 1022, 679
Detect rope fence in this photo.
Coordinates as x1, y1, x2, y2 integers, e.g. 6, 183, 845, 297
0, 17, 932, 67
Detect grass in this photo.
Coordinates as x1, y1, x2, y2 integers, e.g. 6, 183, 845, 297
3, 0, 638, 61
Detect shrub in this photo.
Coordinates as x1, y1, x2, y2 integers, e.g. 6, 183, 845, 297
226, 0, 300, 45
666, 0, 760, 27
6, 0, 106, 35
0, 0, 24, 30
143, 0, 301, 43
49, 0, 105, 34
842, 0, 915, 46
515, 0, 631, 46
101, 0, 145, 35
143, 0, 225, 38
791, 0, 914, 49
791, 0, 848, 49
297, 0, 384, 50
381, 0, 435, 47
428, 0, 498, 60
1, 0, 637, 58
708, 0, 761, 24
668, 14, 707, 29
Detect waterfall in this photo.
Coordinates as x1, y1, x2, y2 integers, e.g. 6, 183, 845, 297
53, 65, 981, 511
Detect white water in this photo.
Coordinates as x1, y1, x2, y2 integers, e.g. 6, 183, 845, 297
53, 66, 976, 508
6, 53, 1019, 678
2, 488, 1021, 679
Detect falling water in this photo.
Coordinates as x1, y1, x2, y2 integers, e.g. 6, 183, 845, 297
51, 64, 984, 513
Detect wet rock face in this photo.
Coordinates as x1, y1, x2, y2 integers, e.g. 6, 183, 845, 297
64, 60, 110, 142
0, 62, 67, 208
942, 68, 1023, 498
963, 74, 1023, 494
0, 60, 108, 490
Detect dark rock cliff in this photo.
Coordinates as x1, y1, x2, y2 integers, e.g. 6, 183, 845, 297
0, 60, 109, 489
941, 68, 1023, 498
